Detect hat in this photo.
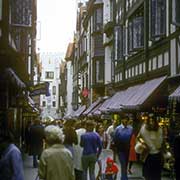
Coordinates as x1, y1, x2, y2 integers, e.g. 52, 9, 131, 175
45, 125, 64, 142
106, 157, 114, 163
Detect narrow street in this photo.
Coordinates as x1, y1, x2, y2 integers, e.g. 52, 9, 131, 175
23, 152, 173, 180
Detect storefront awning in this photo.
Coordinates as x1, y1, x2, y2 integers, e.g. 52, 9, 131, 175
100, 76, 167, 112
88, 102, 103, 117
82, 98, 102, 116
72, 105, 86, 118
3, 68, 26, 88
169, 85, 180, 102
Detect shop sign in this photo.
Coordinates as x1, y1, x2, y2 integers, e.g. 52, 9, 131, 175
29, 82, 50, 96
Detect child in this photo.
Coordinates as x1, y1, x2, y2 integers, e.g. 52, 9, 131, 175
105, 157, 119, 180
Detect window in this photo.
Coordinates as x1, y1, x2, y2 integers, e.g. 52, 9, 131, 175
93, 34, 104, 56
93, 8, 103, 31
114, 26, 124, 60
151, 0, 166, 38
52, 86, 56, 95
52, 101, 56, 107
133, 17, 144, 49
45, 71, 54, 79
95, 59, 104, 83
128, 21, 133, 52
128, 16, 144, 52
172, 0, 180, 26
42, 101, 46, 107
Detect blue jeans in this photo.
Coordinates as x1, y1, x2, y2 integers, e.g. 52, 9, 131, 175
33, 155, 40, 168
81, 154, 97, 180
118, 151, 129, 180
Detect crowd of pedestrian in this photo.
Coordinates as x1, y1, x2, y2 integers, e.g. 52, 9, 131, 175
0, 113, 180, 180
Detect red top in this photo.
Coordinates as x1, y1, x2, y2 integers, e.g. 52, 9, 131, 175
105, 157, 119, 174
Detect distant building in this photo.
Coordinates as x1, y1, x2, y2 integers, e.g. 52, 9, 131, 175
39, 52, 62, 120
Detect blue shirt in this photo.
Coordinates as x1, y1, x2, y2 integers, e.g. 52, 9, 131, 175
113, 125, 133, 152
0, 144, 24, 180
80, 132, 102, 156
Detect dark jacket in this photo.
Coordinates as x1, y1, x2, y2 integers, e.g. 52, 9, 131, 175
29, 124, 44, 155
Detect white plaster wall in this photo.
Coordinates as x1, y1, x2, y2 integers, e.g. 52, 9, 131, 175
66, 61, 73, 115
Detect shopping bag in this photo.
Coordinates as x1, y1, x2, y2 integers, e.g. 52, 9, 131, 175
135, 137, 149, 162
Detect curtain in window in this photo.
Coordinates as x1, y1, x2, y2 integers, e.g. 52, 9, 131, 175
172, 0, 180, 26
151, 0, 166, 38
128, 21, 133, 52
133, 16, 144, 49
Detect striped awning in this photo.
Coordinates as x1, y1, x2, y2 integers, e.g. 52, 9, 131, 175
99, 76, 167, 112
72, 105, 86, 118
82, 98, 102, 116
169, 85, 180, 102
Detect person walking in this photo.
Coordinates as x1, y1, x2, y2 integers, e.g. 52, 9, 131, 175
128, 119, 137, 174
29, 119, 44, 168
80, 120, 102, 180
106, 118, 119, 161
73, 120, 86, 180
138, 113, 163, 180
63, 119, 78, 157
0, 131, 24, 180
38, 125, 75, 180
113, 114, 133, 180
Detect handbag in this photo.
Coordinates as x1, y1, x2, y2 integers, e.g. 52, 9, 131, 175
135, 136, 149, 162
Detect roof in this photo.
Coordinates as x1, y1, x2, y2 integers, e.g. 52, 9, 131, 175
169, 85, 180, 102
100, 76, 167, 112
65, 43, 74, 61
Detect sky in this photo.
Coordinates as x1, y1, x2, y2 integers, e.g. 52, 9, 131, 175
36, 0, 77, 56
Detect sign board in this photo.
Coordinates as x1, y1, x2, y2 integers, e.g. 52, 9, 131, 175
29, 82, 50, 96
